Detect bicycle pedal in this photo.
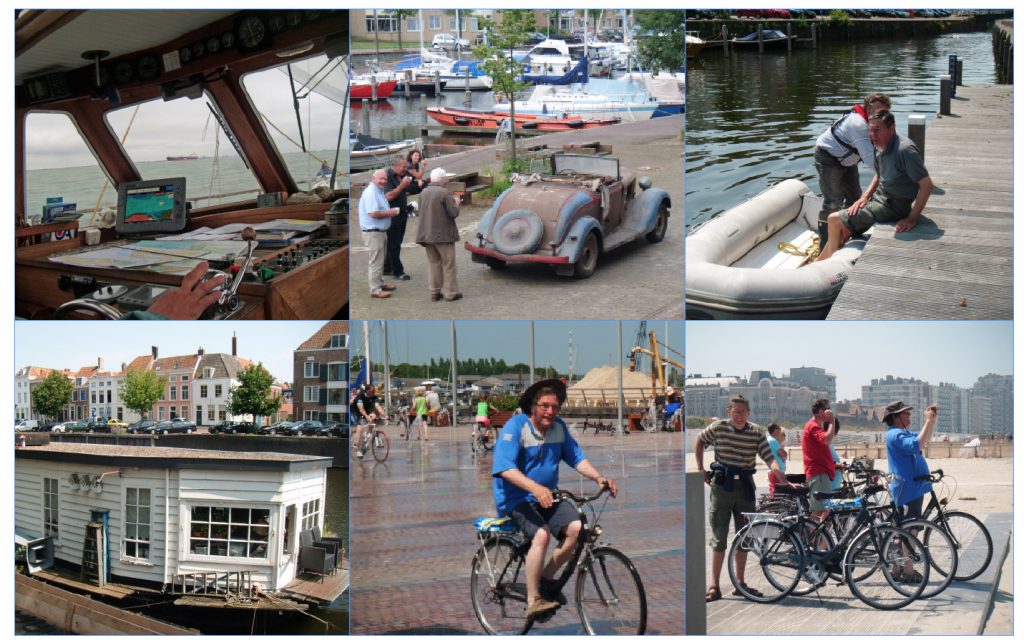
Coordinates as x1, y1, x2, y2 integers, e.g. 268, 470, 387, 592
534, 609, 558, 623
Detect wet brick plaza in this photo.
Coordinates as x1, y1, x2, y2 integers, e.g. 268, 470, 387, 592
349, 422, 684, 634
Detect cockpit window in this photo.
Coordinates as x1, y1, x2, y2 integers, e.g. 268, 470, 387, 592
105, 94, 262, 208
24, 112, 111, 224
241, 53, 345, 191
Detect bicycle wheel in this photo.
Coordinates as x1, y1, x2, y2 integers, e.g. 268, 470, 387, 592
788, 520, 835, 595
903, 519, 958, 599
938, 510, 993, 581
576, 546, 647, 635
371, 430, 390, 462
728, 519, 803, 603
481, 430, 494, 452
845, 525, 928, 610
470, 538, 530, 635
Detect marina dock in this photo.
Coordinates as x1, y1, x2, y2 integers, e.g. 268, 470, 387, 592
828, 83, 1012, 320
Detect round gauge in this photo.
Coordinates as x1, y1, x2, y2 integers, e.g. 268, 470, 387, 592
304, 10, 321, 22
206, 36, 220, 55
136, 55, 160, 81
191, 40, 206, 58
220, 31, 236, 49
237, 15, 267, 49
286, 10, 303, 28
178, 46, 193, 65
113, 60, 134, 85
268, 13, 286, 34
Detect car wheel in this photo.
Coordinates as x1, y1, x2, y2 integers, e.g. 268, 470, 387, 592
161, 429, 169, 435
187, 428, 193, 434
573, 231, 600, 279
646, 203, 669, 243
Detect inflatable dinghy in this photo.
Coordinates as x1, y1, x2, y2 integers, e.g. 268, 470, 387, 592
685, 179, 866, 319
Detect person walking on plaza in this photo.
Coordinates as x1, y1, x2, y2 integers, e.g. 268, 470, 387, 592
695, 395, 786, 602
766, 422, 787, 496
817, 109, 933, 261
885, 401, 938, 520
492, 379, 618, 620
383, 155, 414, 281
802, 398, 838, 524
416, 167, 463, 302
424, 382, 440, 430
358, 169, 399, 299
814, 92, 891, 244
411, 386, 429, 441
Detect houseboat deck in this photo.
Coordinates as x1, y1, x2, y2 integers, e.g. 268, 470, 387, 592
31, 568, 140, 600
280, 561, 349, 606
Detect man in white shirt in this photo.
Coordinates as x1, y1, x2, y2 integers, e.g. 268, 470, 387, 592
358, 169, 399, 298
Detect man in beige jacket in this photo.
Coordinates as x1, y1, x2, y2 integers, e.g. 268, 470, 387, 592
415, 168, 462, 302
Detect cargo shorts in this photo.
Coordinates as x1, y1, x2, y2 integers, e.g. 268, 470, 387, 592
708, 482, 755, 552
806, 473, 834, 512
838, 190, 913, 236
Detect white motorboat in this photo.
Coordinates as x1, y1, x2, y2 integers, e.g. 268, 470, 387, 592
685, 179, 867, 319
396, 49, 492, 90
494, 79, 683, 122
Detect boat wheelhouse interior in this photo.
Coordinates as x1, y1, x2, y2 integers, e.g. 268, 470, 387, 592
15, 10, 349, 320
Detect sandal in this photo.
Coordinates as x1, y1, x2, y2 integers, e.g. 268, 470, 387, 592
705, 587, 722, 602
732, 583, 764, 598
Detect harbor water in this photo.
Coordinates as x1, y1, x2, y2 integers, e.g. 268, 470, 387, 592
684, 29, 998, 229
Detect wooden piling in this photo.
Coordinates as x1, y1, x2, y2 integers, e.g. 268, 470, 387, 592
757, 22, 764, 53
939, 75, 951, 115
371, 76, 378, 101
786, 22, 792, 52
907, 114, 927, 160
360, 99, 370, 134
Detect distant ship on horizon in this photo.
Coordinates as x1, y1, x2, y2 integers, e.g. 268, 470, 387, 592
166, 153, 199, 161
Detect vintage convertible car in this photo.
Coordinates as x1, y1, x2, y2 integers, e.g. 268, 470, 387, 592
465, 153, 671, 278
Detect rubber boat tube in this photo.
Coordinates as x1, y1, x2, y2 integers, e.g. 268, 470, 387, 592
685, 179, 866, 319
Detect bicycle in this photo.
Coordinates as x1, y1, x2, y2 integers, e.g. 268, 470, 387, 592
351, 417, 389, 463
729, 483, 930, 610
470, 485, 647, 635
470, 419, 495, 454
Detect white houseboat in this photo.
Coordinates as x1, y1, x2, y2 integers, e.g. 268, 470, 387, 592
15, 443, 340, 621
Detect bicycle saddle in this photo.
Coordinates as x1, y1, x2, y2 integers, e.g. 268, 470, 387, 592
774, 485, 809, 497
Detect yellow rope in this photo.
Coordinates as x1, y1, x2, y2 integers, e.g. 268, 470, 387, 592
778, 234, 821, 261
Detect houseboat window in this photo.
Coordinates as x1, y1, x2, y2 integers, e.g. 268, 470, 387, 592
105, 96, 261, 208
124, 488, 152, 560
301, 498, 321, 531
43, 478, 59, 538
23, 112, 112, 225
240, 53, 343, 192
189, 505, 270, 559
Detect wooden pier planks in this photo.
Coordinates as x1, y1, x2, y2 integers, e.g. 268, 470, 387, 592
280, 565, 349, 606
828, 84, 1012, 320
16, 574, 196, 634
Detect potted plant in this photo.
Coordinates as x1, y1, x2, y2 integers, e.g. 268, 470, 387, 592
489, 393, 520, 428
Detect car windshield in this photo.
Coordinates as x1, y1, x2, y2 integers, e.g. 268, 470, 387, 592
551, 154, 619, 179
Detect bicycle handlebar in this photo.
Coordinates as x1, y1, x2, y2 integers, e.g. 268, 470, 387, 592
552, 483, 612, 505
913, 468, 944, 483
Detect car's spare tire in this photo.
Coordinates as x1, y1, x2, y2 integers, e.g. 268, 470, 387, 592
491, 209, 544, 255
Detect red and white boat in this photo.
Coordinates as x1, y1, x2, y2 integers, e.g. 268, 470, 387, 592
426, 106, 620, 131
349, 78, 398, 100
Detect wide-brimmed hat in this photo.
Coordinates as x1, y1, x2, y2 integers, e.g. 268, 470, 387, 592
883, 400, 914, 422
519, 378, 567, 414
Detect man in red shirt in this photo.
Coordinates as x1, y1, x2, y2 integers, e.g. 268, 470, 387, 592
801, 398, 838, 523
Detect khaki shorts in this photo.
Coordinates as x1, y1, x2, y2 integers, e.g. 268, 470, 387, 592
806, 473, 834, 512
708, 482, 755, 552
838, 190, 913, 236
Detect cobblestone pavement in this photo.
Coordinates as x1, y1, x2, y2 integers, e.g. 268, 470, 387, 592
350, 115, 685, 321
350, 425, 684, 635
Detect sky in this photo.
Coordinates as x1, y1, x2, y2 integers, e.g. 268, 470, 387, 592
686, 321, 1012, 401
14, 321, 330, 384
350, 320, 684, 379
24, 53, 343, 170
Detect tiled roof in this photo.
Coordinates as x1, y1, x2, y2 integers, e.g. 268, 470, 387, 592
297, 322, 348, 351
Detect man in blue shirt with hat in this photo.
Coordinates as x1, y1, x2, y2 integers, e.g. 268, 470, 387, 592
492, 378, 617, 620
884, 400, 939, 520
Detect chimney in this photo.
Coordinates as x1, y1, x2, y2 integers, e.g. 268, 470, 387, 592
152, 346, 158, 360
232, 333, 237, 357
97, 357, 103, 370
121, 362, 126, 373
198, 347, 205, 357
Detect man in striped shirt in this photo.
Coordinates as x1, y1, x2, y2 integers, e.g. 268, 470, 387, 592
695, 395, 785, 602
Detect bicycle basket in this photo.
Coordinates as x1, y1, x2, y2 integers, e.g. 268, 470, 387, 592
473, 517, 518, 535
823, 496, 863, 513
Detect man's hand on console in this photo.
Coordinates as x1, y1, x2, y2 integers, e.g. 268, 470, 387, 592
147, 262, 225, 319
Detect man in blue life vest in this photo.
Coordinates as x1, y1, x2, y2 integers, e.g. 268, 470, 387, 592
491, 379, 617, 620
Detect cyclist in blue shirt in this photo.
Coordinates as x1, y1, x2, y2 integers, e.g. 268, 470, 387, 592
492, 378, 617, 621
884, 400, 938, 519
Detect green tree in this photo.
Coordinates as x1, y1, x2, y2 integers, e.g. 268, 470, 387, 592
32, 371, 73, 419
122, 370, 167, 420
474, 10, 537, 165
228, 363, 282, 425
393, 10, 418, 52
632, 10, 685, 72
